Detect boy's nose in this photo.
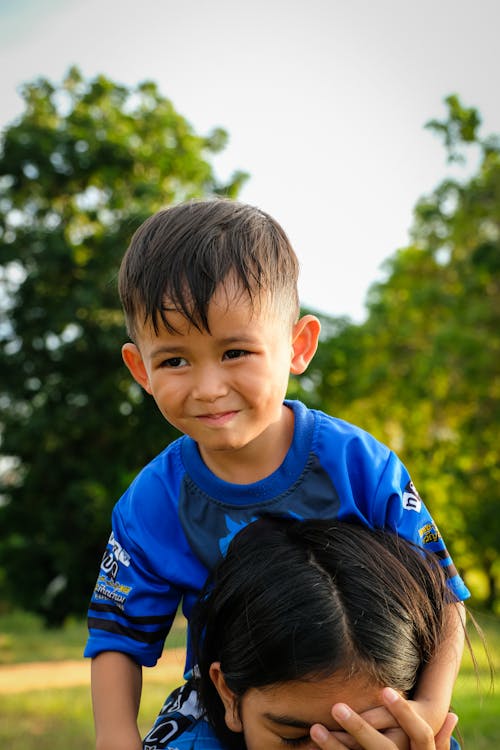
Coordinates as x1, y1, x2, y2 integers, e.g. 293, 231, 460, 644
192, 366, 228, 402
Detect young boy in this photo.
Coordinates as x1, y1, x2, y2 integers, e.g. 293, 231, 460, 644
85, 199, 469, 750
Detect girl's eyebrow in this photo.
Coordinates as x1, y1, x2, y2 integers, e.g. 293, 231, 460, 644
263, 712, 342, 732
263, 712, 311, 729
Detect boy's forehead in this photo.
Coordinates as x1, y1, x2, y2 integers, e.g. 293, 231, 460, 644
164, 276, 275, 320
208, 276, 256, 308
135, 289, 289, 342
131, 273, 295, 343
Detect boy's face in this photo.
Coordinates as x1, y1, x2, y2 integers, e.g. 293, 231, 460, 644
122, 281, 319, 479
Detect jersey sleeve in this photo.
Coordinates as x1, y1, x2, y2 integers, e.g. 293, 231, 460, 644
374, 450, 470, 603
84, 465, 191, 667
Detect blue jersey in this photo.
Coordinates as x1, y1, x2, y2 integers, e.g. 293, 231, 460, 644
85, 400, 469, 672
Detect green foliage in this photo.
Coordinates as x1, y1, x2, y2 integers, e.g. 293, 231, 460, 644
295, 96, 500, 608
0, 68, 247, 623
426, 93, 482, 163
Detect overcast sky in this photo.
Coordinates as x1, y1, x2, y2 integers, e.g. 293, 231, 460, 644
1, 0, 499, 320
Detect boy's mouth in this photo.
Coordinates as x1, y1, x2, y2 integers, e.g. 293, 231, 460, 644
195, 410, 238, 426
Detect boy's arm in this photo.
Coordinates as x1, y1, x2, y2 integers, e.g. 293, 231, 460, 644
358, 602, 465, 745
411, 601, 466, 732
91, 651, 143, 750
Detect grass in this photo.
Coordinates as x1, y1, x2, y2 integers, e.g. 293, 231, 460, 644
449, 609, 498, 749
0, 609, 498, 748
0, 609, 187, 664
0, 686, 96, 750
0, 610, 89, 664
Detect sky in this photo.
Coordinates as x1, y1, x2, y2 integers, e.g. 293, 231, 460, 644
1, 0, 499, 321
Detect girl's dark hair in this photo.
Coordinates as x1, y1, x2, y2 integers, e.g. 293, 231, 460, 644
192, 517, 455, 749
118, 199, 300, 340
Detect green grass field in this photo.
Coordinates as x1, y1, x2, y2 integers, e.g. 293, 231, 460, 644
0, 609, 498, 749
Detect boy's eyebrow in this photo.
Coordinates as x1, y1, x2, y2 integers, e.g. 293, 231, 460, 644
149, 344, 189, 357
218, 335, 259, 346
148, 336, 258, 358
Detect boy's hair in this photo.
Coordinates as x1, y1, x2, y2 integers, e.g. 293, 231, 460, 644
119, 199, 300, 341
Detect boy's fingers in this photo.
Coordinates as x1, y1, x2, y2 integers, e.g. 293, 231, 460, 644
313, 704, 395, 748
330, 731, 364, 750
382, 727, 410, 750
330, 730, 363, 750
310, 723, 352, 749
380, 689, 438, 749
434, 713, 458, 750
359, 706, 399, 731
310, 696, 456, 750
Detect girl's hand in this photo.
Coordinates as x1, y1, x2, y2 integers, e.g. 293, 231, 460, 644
309, 688, 458, 750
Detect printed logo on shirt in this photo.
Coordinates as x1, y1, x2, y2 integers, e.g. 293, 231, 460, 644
143, 682, 202, 746
402, 480, 422, 513
100, 532, 131, 581
219, 514, 259, 556
93, 574, 132, 610
418, 522, 442, 545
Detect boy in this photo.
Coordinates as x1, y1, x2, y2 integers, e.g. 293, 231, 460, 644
85, 199, 469, 750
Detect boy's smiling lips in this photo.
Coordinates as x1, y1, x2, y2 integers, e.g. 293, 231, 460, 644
195, 410, 239, 426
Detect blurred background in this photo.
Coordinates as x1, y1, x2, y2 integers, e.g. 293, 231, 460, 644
0, 1, 498, 747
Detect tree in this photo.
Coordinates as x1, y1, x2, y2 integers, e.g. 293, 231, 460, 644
296, 95, 500, 608
0, 67, 247, 623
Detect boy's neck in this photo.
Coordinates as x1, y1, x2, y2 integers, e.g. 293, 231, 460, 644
198, 405, 295, 484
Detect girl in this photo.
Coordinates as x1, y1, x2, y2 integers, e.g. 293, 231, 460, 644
147, 518, 462, 749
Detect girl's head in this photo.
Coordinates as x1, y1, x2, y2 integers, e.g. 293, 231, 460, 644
192, 517, 455, 750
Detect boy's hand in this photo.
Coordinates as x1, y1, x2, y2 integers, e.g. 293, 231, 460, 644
360, 695, 444, 748
357, 703, 408, 750
309, 688, 458, 749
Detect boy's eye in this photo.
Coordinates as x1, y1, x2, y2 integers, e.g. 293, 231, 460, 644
160, 357, 187, 368
223, 349, 249, 360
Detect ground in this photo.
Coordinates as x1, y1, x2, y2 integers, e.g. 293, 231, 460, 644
0, 647, 185, 693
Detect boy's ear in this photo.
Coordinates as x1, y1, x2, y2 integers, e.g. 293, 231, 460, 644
121, 343, 153, 394
290, 314, 321, 375
209, 662, 243, 733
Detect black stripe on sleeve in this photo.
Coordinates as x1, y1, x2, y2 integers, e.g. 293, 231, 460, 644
433, 548, 458, 578
88, 601, 175, 625
87, 617, 170, 645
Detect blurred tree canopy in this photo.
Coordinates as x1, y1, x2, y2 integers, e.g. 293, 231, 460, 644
0, 67, 247, 623
0, 77, 498, 623
292, 95, 500, 609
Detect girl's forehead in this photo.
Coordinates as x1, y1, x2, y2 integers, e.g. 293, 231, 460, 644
243, 672, 384, 729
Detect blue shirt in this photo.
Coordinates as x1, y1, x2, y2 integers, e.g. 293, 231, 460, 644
85, 400, 469, 672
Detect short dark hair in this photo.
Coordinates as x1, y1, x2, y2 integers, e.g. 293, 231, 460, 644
192, 517, 455, 749
118, 199, 300, 340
